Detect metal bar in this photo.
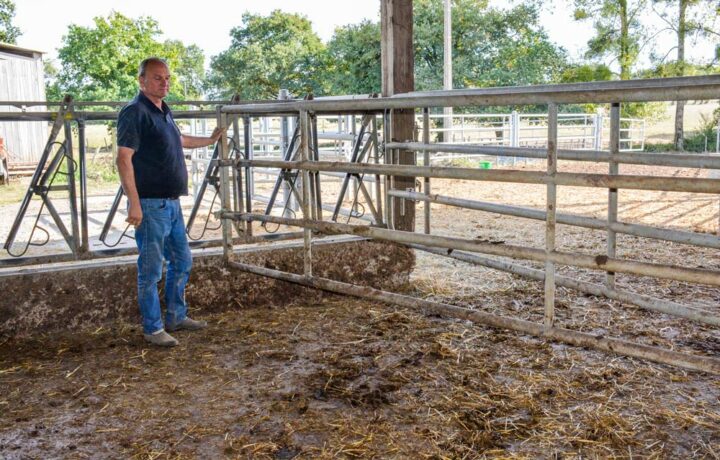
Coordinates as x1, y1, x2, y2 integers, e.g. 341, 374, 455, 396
228, 261, 720, 375
223, 212, 720, 286
308, 115, 318, 221
186, 143, 220, 233
77, 120, 89, 253
386, 142, 720, 169
99, 187, 124, 243
236, 160, 720, 194
216, 107, 233, 260
410, 244, 720, 327
263, 124, 300, 217
40, 194, 74, 250
64, 117, 80, 256
387, 190, 720, 249
422, 108, 431, 234
383, 109, 393, 228
254, 193, 375, 222
331, 115, 371, 221
608, 103, 620, 288
545, 103, 557, 329
243, 117, 254, 237
311, 114, 323, 221
355, 180, 382, 223
0, 99, 231, 107
4, 95, 72, 251
372, 116, 383, 225
222, 76, 720, 114
299, 110, 313, 277
231, 110, 244, 237
0, 110, 221, 122
0, 233, 308, 269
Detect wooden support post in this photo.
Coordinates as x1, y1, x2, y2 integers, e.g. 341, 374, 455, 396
382, 0, 415, 231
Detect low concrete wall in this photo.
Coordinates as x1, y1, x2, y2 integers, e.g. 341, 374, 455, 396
0, 239, 414, 339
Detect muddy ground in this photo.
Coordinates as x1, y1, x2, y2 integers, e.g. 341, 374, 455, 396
1, 159, 720, 458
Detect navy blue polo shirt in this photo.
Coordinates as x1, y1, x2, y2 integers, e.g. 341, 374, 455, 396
117, 92, 187, 199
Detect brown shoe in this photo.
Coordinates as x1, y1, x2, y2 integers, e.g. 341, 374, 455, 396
166, 317, 207, 332
143, 329, 179, 347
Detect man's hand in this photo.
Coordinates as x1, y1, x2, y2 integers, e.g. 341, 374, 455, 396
126, 201, 143, 227
210, 126, 227, 143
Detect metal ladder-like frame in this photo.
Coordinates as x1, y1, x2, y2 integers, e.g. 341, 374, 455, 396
3, 95, 81, 257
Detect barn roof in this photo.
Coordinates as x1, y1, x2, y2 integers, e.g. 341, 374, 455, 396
0, 42, 45, 58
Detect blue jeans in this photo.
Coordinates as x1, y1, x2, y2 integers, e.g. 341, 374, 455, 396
135, 198, 192, 334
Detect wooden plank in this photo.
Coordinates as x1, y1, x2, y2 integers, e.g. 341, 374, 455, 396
381, 0, 416, 231
0, 54, 47, 164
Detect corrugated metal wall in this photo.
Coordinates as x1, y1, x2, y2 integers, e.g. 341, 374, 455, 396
0, 50, 47, 165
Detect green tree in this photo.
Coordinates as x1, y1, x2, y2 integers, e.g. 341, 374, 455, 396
50, 12, 204, 101
326, 20, 381, 95
207, 10, 327, 99
320, 0, 567, 97
651, 0, 720, 150
414, 0, 567, 91
574, 0, 647, 80
0, 0, 20, 44
559, 63, 614, 83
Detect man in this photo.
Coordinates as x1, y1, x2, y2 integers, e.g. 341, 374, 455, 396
117, 57, 223, 347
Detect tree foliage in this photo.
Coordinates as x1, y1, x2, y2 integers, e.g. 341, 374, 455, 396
207, 10, 327, 99
414, 0, 567, 90
0, 0, 20, 44
559, 63, 614, 83
574, 0, 647, 79
49, 12, 204, 101
318, 0, 568, 97
651, 0, 720, 65
326, 20, 381, 95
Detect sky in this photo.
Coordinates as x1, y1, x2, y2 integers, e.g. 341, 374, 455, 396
10, 0, 717, 72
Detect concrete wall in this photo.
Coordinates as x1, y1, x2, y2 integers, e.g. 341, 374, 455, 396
0, 240, 414, 339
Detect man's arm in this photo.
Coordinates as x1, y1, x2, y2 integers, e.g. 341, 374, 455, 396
181, 127, 225, 149
116, 147, 143, 227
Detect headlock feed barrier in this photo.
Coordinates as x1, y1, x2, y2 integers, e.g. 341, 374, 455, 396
2, 75, 720, 373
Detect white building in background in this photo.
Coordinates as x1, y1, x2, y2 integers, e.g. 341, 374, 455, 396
0, 43, 47, 166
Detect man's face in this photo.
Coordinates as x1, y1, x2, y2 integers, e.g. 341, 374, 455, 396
139, 62, 171, 100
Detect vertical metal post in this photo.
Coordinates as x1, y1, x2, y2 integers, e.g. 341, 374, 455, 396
231, 115, 242, 208
77, 119, 89, 253
279, 90, 295, 216
510, 111, 519, 147
216, 106, 233, 260
594, 109, 604, 151
383, 109, 393, 229
607, 103, 621, 288
63, 116, 80, 256
372, 116, 383, 226
310, 113, 322, 221
299, 110, 313, 277
422, 107, 431, 234
243, 116, 254, 237
544, 103, 558, 330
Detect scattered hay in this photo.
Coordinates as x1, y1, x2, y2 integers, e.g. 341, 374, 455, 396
1, 297, 718, 458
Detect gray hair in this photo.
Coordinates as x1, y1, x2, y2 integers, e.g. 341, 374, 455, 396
138, 57, 168, 77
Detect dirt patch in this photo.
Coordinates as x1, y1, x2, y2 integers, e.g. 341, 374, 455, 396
0, 298, 718, 458
0, 240, 414, 339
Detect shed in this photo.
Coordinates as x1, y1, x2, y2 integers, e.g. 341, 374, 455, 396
0, 43, 47, 167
